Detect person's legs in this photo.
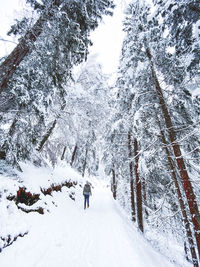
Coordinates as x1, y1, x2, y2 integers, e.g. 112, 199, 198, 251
84, 195, 87, 209
86, 195, 90, 208
84, 195, 90, 209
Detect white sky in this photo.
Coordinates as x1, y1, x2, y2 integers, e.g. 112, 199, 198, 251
0, 0, 131, 74
89, 0, 131, 74
0, 0, 26, 56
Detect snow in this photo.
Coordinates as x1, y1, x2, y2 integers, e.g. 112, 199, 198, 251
0, 162, 192, 267
15, 161, 82, 193
0, 167, 181, 267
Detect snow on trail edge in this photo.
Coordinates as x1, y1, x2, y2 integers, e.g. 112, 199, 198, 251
0, 179, 184, 267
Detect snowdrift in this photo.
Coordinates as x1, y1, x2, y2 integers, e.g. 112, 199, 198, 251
0, 160, 83, 251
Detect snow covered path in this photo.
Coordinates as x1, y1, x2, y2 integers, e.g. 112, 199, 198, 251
1, 182, 175, 267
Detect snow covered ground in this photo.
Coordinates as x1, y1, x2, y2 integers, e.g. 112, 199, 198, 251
0, 173, 190, 267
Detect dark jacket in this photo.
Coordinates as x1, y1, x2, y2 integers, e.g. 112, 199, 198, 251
83, 184, 92, 196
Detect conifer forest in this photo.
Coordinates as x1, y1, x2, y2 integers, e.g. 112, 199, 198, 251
0, 1, 200, 266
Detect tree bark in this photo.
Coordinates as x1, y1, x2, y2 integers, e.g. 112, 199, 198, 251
37, 102, 66, 152
37, 119, 57, 152
82, 146, 88, 177
184, 242, 190, 263
128, 131, 136, 221
157, 116, 198, 266
146, 47, 200, 260
0, 0, 62, 94
134, 138, 143, 232
142, 177, 149, 217
61, 146, 66, 160
111, 167, 117, 200
70, 144, 78, 166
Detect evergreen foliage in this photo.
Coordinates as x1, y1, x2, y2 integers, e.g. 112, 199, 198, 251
0, 0, 114, 166
104, 0, 200, 264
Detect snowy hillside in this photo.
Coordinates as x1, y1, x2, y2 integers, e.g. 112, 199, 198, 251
0, 163, 191, 267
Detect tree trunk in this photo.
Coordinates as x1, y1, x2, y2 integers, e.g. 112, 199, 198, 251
157, 116, 198, 266
70, 144, 78, 166
111, 167, 117, 200
37, 102, 66, 152
142, 177, 149, 217
134, 138, 143, 232
61, 146, 66, 160
37, 119, 57, 152
184, 242, 190, 263
82, 146, 88, 177
0, 0, 62, 94
146, 47, 200, 260
128, 131, 136, 221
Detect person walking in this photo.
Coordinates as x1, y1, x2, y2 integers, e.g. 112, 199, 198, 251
83, 181, 92, 209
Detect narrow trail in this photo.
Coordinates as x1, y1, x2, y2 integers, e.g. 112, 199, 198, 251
1, 182, 175, 267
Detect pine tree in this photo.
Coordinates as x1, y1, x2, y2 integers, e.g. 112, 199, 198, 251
0, 0, 114, 167
41, 56, 111, 176
108, 0, 200, 264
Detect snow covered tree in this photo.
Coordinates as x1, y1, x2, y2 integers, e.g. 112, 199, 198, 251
151, 0, 200, 261
107, 0, 200, 264
40, 55, 111, 177
0, 0, 114, 168
0, 0, 114, 93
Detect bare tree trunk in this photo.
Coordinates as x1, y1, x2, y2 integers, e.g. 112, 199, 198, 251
0, 0, 62, 94
82, 146, 88, 177
61, 146, 66, 160
111, 167, 117, 200
142, 177, 149, 217
134, 138, 143, 232
146, 47, 200, 260
184, 242, 190, 263
157, 116, 198, 266
37, 119, 57, 152
70, 144, 78, 166
37, 101, 66, 152
128, 131, 136, 221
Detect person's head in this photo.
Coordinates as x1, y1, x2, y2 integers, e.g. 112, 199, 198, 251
86, 180, 89, 184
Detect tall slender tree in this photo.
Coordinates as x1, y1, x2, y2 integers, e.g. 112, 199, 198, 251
108, 0, 200, 264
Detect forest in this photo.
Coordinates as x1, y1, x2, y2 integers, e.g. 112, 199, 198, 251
0, 0, 200, 266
